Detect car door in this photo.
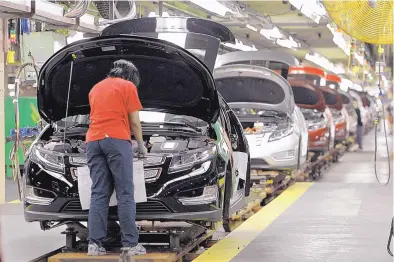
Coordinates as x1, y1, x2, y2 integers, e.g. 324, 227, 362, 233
294, 106, 308, 166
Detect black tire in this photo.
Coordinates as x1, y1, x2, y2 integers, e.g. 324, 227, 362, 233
222, 164, 233, 232
297, 136, 302, 171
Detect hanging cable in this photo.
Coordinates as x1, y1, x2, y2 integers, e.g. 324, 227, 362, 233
388, 217, 393, 257
10, 55, 40, 200
374, 45, 391, 186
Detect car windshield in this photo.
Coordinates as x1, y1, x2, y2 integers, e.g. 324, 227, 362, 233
322, 91, 338, 105
55, 111, 208, 129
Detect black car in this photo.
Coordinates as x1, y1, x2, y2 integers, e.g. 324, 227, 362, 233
21, 18, 250, 233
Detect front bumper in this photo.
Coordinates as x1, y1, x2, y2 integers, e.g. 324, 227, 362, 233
24, 197, 222, 223
250, 158, 297, 170
23, 157, 223, 223
247, 134, 299, 170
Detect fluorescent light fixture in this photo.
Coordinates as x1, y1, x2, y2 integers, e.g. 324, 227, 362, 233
246, 24, 258, 32
189, 0, 237, 17
354, 52, 364, 65
289, 0, 327, 24
305, 53, 344, 74
260, 27, 283, 40
223, 39, 258, 51
276, 36, 300, 49
326, 24, 350, 56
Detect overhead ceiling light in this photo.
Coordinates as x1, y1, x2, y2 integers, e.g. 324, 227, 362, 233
246, 24, 258, 32
223, 39, 258, 51
260, 26, 283, 40
189, 0, 238, 17
276, 36, 300, 49
289, 0, 327, 24
327, 24, 351, 56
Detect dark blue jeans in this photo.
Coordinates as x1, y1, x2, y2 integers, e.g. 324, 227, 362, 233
356, 125, 363, 148
86, 137, 138, 247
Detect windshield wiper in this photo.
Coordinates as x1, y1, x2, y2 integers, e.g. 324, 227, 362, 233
142, 121, 201, 133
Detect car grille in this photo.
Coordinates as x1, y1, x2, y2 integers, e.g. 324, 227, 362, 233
251, 159, 269, 167
62, 200, 172, 214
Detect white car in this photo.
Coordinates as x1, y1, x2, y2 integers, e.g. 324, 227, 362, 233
214, 50, 308, 171
339, 90, 358, 136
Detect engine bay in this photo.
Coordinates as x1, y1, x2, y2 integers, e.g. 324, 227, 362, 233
42, 130, 212, 156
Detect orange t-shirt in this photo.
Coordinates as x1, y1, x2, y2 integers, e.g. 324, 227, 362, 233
86, 77, 143, 143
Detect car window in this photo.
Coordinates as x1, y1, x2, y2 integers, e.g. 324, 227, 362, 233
216, 77, 286, 104
292, 86, 319, 105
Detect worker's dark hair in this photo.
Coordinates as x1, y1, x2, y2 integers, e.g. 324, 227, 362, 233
108, 59, 140, 87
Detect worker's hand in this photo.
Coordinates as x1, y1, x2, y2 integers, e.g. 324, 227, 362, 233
136, 142, 148, 157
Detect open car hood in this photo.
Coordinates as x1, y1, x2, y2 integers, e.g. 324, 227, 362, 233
216, 50, 299, 80
319, 86, 343, 111
214, 64, 295, 115
37, 35, 219, 123
101, 17, 235, 72
289, 79, 326, 112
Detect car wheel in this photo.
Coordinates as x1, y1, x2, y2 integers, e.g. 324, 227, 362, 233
222, 164, 233, 232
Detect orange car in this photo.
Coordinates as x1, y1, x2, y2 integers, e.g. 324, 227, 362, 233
289, 67, 337, 152
289, 79, 333, 153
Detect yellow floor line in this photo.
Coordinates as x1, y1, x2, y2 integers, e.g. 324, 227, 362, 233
8, 199, 21, 204
193, 182, 314, 262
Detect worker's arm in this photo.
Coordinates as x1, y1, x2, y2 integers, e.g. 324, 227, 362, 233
128, 111, 143, 144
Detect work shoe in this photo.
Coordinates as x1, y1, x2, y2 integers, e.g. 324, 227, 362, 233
119, 244, 146, 262
87, 243, 106, 256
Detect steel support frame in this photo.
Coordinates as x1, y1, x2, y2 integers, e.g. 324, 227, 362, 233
0, 18, 6, 204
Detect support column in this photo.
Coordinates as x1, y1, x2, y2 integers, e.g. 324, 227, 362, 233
0, 18, 7, 204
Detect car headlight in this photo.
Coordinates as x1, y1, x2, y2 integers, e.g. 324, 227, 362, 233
30, 145, 65, 174
308, 121, 327, 131
169, 145, 216, 173
334, 115, 345, 125
268, 126, 294, 142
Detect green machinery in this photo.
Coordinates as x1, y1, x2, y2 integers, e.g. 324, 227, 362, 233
5, 95, 39, 179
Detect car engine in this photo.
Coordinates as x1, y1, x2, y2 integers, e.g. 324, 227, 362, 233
41, 132, 211, 156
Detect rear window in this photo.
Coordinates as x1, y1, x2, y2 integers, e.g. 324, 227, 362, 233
291, 86, 319, 105
216, 77, 285, 104
289, 74, 321, 86
322, 91, 338, 105
340, 94, 350, 104
224, 60, 289, 79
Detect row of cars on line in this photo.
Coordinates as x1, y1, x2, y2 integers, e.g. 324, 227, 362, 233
20, 17, 380, 234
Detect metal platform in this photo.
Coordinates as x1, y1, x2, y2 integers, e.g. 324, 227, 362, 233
195, 132, 393, 262
2, 132, 391, 262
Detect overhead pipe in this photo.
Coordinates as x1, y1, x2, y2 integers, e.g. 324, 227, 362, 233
64, 0, 91, 18
94, 0, 137, 26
